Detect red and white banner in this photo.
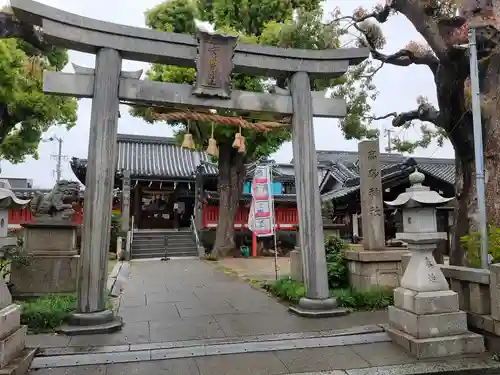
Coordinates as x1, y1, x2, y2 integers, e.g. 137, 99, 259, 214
248, 165, 274, 237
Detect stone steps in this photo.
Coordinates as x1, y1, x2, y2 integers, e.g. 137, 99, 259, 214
131, 230, 198, 259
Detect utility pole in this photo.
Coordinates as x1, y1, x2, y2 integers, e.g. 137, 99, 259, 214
44, 136, 67, 182
468, 27, 488, 269
384, 129, 394, 153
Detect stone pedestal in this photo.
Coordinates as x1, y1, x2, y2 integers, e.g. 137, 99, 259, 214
344, 246, 409, 291
0, 280, 37, 374
10, 222, 79, 298
387, 240, 484, 358
384, 169, 485, 358
388, 251, 485, 358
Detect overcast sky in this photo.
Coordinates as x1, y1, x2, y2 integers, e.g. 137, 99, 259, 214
0, 0, 454, 188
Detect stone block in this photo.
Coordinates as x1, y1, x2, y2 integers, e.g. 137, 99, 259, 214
393, 287, 459, 315
401, 253, 411, 274
387, 326, 485, 359
289, 249, 303, 282
440, 265, 490, 284
388, 306, 468, 339
450, 279, 469, 310
490, 264, 500, 321
0, 326, 26, 368
468, 312, 495, 334
377, 272, 399, 288
22, 222, 78, 253
0, 305, 21, 341
0, 282, 11, 311
0, 347, 37, 375
357, 249, 409, 262
469, 282, 490, 315
10, 255, 79, 297
344, 249, 408, 291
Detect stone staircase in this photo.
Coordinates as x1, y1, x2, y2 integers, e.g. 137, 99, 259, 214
131, 229, 199, 259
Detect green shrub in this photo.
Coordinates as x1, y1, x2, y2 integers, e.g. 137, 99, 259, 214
332, 288, 393, 310
109, 212, 122, 253
19, 295, 77, 333
262, 277, 305, 304
204, 253, 218, 261
263, 277, 393, 310
324, 235, 348, 288
460, 225, 500, 268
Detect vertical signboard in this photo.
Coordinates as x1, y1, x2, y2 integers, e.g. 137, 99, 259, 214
248, 165, 274, 237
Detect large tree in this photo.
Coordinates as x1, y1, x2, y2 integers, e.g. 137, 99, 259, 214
132, 0, 379, 257
0, 9, 77, 163
336, 0, 500, 265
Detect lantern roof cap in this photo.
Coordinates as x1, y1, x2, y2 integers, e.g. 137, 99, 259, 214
0, 179, 31, 209
385, 168, 454, 207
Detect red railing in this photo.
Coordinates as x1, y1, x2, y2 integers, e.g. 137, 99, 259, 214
9, 204, 298, 229
8, 205, 83, 226
202, 204, 298, 229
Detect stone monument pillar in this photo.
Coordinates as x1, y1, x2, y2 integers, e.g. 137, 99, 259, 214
0, 182, 37, 374
121, 170, 131, 232
385, 169, 484, 358
343, 140, 409, 291
358, 140, 385, 250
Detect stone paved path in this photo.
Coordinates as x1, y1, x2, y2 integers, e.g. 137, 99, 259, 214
28, 259, 388, 349
26, 259, 499, 374
216, 257, 291, 281
28, 348, 500, 375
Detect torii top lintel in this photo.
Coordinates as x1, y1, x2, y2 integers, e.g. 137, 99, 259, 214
10, 0, 369, 79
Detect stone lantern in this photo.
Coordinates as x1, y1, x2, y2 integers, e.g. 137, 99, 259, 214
0, 180, 37, 374
384, 169, 484, 358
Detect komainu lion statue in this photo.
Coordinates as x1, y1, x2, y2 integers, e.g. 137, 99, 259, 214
29, 180, 81, 221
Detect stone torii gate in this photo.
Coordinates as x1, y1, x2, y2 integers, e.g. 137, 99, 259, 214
8, 0, 369, 332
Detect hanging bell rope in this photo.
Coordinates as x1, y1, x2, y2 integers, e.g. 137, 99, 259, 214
206, 123, 219, 157
181, 120, 195, 149
149, 111, 289, 132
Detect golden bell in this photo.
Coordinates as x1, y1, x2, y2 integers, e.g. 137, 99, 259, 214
232, 133, 242, 149
206, 137, 218, 156
181, 133, 195, 149
238, 135, 246, 154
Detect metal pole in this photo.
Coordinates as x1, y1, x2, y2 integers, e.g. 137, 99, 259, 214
385, 129, 393, 153
468, 27, 489, 269
56, 138, 62, 182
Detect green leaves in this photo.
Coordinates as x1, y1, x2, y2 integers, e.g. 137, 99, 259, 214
134, 0, 379, 163
0, 37, 77, 163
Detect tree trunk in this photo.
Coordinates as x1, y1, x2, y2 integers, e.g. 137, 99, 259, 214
435, 59, 473, 266
212, 143, 245, 258
481, 52, 500, 229
450, 154, 475, 266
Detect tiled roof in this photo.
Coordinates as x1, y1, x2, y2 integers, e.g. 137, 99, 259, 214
116, 134, 218, 177
320, 153, 456, 202
316, 150, 455, 186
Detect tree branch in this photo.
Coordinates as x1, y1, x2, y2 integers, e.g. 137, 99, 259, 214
335, 5, 440, 74
0, 11, 47, 52
351, 20, 440, 74
369, 103, 441, 128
